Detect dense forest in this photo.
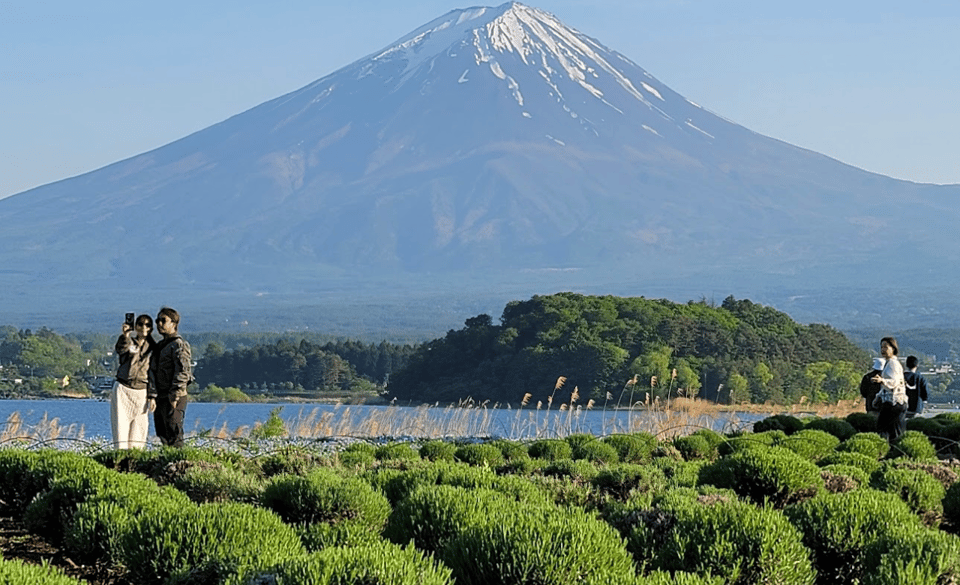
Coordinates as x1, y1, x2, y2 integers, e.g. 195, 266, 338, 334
196, 339, 416, 396
386, 293, 872, 406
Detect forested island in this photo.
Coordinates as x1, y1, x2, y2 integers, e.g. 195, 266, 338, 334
2, 293, 959, 405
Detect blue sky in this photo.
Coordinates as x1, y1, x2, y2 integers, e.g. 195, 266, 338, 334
2, 0, 958, 199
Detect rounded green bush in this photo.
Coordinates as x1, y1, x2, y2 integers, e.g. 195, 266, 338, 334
889, 430, 938, 461
837, 432, 889, 459
454, 443, 505, 468
753, 414, 805, 434
776, 429, 841, 462
119, 501, 305, 584
784, 488, 924, 585
630, 496, 816, 585
861, 525, 960, 585
255, 446, 330, 477
698, 446, 823, 506
23, 459, 126, 541
337, 443, 376, 468
717, 432, 779, 456
845, 412, 878, 434
488, 439, 530, 460
0, 558, 85, 585
944, 481, 960, 526
418, 440, 457, 462
540, 459, 599, 483
235, 541, 453, 585
528, 439, 573, 461
601, 432, 658, 464
439, 501, 635, 585
818, 450, 883, 476
384, 484, 507, 552
672, 434, 716, 461
591, 463, 667, 500
172, 463, 264, 504
804, 417, 858, 441
572, 439, 620, 464
375, 442, 421, 462
820, 464, 870, 489
297, 518, 387, 551
262, 468, 391, 529
651, 457, 704, 488
0, 449, 40, 515
869, 465, 945, 517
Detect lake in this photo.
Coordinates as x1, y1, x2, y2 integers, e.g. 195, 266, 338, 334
0, 398, 777, 444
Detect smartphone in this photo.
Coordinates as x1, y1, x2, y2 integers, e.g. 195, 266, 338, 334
125, 312, 136, 327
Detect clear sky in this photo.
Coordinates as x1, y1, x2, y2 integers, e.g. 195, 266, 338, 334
2, 1, 958, 199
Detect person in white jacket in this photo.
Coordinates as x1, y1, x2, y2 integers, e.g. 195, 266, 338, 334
871, 336, 906, 441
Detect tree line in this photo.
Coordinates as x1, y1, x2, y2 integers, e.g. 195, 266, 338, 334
386, 293, 872, 406
196, 338, 417, 396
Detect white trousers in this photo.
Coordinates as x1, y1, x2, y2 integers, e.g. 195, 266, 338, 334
110, 382, 150, 449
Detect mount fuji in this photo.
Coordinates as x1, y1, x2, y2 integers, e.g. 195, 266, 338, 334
2, 2, 958, 332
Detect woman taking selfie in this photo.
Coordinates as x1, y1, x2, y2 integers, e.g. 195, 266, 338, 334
111, 313, 157, 449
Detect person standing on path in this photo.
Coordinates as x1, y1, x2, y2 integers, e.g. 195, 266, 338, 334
872, 336, 907, 441
903, 355, 929, 418
151, 307, 192, 447
111, 314, 156, 449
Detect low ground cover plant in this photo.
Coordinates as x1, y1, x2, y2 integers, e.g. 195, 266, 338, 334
2, 411, 960, 585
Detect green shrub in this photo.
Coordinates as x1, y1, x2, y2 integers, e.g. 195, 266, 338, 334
527, 439, 573, 461
488, 439, 530, 460
249, 407, 287, 439
0, 558, 84, 585
804, 417, 857, 441
869, 465, 945, 518
889, 430, 938, 461
784, 489, 924, 585
439, 502, 635, 585
845, 411, 878, 433
297, 518, 387, 551
368, 463, 443, 505
540, 459, 599, 483
776, 429, 841, 462
629, 496, 816, 585
383, 484, 505, 552
818, 450, 883, 476
119, 501, 305, 584
375, 442, 421, 462
672, 434, 716, 461
753, 414, 805, 434
601, 432, 658, 463
591, 464, 667, 500
944, 481, 960, 526
837, 432, 889, 459
235, 541, 453, 585
172, 463, 264, 504
651, 457, 703, 488
454, 443, 505, 467
820, 464, 870, 491
698, 446, 823, 506
256, 446, 331, 477
418, 440, 457, 462
862, 526, 960, 585
572, 439, 620, 464
23, 460, 123, 541
262, 468, 391, 529
717, 432, 779, 456
0, 449, 40, 514
338, 442, 377, 468
63, 475, 190, 564
525, 474, 599, 508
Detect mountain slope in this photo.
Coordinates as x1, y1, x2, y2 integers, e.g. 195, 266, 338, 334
1, 2, 957, 329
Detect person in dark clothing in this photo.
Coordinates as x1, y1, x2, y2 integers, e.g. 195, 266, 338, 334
903, 355, 929, 418
859, 357, 885, 415
150, 307, 192, 447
